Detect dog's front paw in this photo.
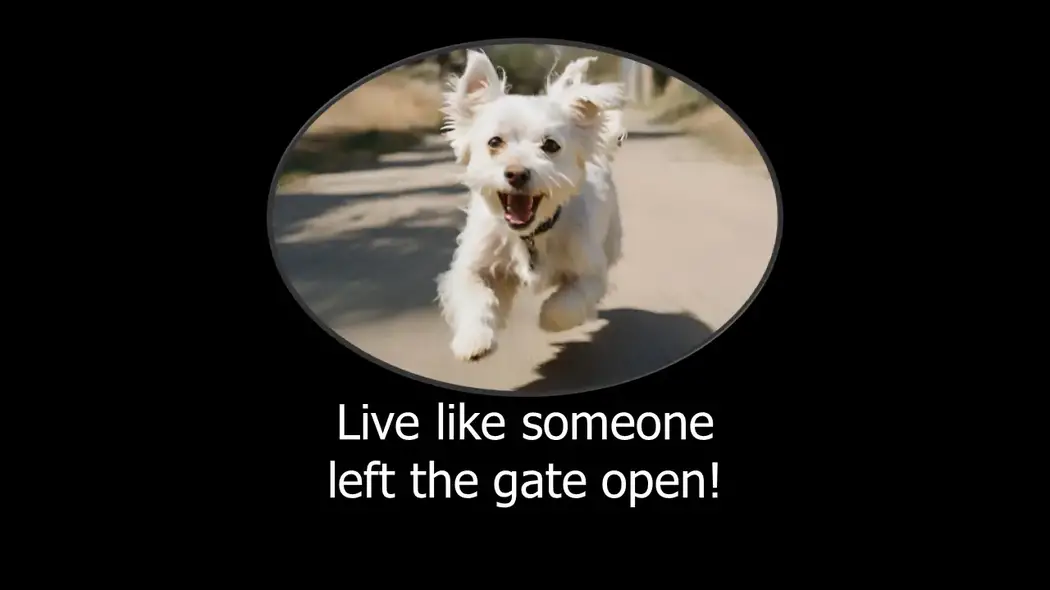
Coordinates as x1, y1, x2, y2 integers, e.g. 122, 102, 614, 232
539, 292, 591, 333
451, 325, 496, 361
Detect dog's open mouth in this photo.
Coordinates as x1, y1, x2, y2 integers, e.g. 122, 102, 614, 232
498, 191, 544, 229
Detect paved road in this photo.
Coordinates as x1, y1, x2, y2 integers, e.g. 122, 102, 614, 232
272, 110, 779, 395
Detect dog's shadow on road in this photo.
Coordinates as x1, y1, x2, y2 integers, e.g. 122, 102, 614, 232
513, 308, 714, 396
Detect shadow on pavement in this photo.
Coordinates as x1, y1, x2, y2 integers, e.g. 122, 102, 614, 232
281, 129, 454, 176
623, 129, 686, 140
375, 153, 457, 170
271, 182, 465, 244
513, 308, 713, 396
272, 203, 464, 326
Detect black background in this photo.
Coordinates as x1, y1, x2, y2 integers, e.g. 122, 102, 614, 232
248, 32, 816, 526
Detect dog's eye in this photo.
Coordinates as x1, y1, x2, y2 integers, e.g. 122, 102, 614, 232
488, 136, 504, 148
541, 138, 561, 154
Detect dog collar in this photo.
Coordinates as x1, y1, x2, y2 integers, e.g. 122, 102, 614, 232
522, 206, 562, 270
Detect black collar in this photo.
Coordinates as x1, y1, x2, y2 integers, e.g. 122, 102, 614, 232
521, 206, 562, 270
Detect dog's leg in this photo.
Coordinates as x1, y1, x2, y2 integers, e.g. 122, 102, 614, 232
539, 272, 607, 332
604, 208, 624, 268
491, 271, 519, 330
539, 268, 608, 333
539, 235, 609, 332
437, 267, 503, 361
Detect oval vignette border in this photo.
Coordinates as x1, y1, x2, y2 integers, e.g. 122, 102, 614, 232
267, 38, 785, 398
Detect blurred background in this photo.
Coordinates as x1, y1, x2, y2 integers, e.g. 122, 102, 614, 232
278, 44, 761, 186
271, 43, 778, 395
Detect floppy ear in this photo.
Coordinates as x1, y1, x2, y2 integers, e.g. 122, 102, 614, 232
440, 50, 506, 164
546, 56, 598, 98
562, 81, 626, 129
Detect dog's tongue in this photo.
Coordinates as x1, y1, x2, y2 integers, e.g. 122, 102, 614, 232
505, 193, 533, 224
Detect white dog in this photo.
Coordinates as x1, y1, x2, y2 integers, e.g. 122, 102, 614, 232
436, 49, 627, 361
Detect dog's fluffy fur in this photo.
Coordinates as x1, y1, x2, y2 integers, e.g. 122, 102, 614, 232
436, 50, 627, 361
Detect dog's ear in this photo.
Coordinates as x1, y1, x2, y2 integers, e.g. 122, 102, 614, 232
546, 56, 598, 98
440, 50, 506, 164
562, 81, 626, 129
600, 109, 627, 159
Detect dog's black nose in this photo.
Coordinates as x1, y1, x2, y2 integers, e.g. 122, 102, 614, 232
504, 166, 531, 189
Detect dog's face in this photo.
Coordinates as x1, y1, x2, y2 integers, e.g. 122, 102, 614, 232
441, 50, 624, 234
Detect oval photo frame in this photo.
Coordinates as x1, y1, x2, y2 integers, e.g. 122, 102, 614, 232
268, 39, 783, 397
